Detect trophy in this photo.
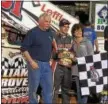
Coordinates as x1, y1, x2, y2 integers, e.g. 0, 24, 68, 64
58, 48, 74, 67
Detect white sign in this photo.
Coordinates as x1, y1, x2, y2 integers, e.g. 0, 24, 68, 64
95, 4, 108, 32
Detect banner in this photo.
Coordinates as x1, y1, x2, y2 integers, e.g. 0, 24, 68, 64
1, 48, 29, 104
95, 4, 108, 32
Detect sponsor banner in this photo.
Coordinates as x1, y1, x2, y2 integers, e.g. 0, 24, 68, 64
95, 4, 108, 32
1, 48, 28, 104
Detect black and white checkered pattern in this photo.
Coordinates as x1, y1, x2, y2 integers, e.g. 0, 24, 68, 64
14, 57, 26, 69
2, 57, 9, 70
2, 57, 26, 69
77, 52, 108, 96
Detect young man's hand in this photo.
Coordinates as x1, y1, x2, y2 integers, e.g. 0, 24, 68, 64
57, 52, 63, 59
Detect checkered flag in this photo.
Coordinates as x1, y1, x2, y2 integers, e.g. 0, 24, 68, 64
2, 57, 9, 70
77, 52, 108, 96
13, 57, 26, 69
1, 57, 26, 69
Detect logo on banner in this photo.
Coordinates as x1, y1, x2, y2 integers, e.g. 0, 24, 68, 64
98, 6, 108, 22
90, 66, 100, 82
96, 5, 108, 31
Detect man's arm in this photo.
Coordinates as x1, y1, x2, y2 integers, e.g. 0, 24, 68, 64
94, 39, 99, 52
22, 51, 39, 69
86, 40, 94, 55
21, 30, 38, 69
93, 30, 99, 53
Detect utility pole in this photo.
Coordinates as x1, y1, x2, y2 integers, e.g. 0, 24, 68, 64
106, 0, 108, 26
89, 1, 92, 23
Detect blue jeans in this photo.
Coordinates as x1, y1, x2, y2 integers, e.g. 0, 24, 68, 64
72, 76, 88, 104
82, 96, 88, 104
27, 60, 53, 104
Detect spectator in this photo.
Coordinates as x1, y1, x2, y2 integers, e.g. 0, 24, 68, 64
104, 26, 108, 51
83, 21, 99, 53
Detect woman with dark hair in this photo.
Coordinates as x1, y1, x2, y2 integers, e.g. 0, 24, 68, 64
71, 23, 93, 58
70, 23, 94, 104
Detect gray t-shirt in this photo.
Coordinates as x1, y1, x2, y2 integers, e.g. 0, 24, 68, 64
71, 38, 93, 76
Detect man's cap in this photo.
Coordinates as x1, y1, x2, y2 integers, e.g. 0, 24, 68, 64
59, 18, 70, 27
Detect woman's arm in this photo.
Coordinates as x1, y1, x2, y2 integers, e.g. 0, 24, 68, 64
86, 40, 94, 55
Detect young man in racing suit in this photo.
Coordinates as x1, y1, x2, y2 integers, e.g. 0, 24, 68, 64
52, 19, 73, 104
